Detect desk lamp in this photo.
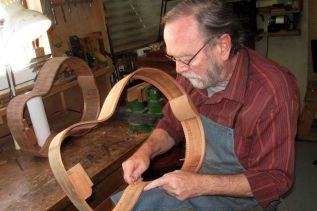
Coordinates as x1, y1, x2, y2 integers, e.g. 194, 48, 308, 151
0, 0, 51, 149
0, 0, 51, 97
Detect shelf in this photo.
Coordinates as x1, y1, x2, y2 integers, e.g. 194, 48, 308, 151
257, 30, 300, 37
225, 0, 242, 3
257, 8, 301, 16
256, 0, 302, 38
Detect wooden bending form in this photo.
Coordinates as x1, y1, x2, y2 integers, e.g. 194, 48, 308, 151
7, 57, 100, 157
48, 67, 206, 211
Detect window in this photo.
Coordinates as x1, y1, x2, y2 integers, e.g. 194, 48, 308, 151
104, 0, 183, 55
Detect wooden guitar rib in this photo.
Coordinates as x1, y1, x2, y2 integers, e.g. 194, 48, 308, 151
7, 57, 100, 157
48, 67, 205, 211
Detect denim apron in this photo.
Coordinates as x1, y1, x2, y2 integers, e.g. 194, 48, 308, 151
111, 113, 259, 211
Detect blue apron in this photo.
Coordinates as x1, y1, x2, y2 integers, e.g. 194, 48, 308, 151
111, 114, 259, 211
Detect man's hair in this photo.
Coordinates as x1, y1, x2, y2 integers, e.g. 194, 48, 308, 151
163, 0, 245, 57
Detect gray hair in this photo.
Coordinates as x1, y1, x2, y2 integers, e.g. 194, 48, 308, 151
163, 0, 245, 57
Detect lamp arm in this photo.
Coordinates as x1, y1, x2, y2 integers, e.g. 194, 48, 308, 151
5, 63, 16, 97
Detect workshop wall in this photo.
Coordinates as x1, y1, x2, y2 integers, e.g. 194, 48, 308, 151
255, 1, 308, 109
44, 0, 110, 57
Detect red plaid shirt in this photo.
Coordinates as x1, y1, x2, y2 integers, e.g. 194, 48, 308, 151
156, 48, 300, 207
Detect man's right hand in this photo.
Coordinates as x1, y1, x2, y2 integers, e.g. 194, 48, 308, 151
122, 129, 175, 184
122, 151, 150, 184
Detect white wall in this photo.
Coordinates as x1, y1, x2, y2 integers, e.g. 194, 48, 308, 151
255, 1, 308, 109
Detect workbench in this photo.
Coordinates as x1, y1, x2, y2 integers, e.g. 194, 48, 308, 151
0, 120, 146, 211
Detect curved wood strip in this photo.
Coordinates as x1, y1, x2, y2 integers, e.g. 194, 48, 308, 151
49, 67, 205, 211
113, 181, 149, 211
7, 57, 100, 157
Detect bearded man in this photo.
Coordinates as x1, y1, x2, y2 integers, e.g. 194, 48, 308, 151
112, 0, 299, 210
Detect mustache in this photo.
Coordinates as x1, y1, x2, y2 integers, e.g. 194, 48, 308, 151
181, 71, 202, 80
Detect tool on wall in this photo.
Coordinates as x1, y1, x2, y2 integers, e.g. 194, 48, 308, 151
41, 0, 57, 25
66, 0, 71, 14
59, 0, 66, 23
69, 35, 86, 60
41, 0, 95, 24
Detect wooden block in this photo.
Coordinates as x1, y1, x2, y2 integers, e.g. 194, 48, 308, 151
67, 163, 93, 200
170, 94, 197, 121
127, 82, 151, 102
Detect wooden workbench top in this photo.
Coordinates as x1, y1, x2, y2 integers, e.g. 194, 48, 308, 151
0, 121, 146, 211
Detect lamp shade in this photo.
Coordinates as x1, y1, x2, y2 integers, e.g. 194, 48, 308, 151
1, 1, 51, 47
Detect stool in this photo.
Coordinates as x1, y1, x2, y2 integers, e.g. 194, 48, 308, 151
298, 81, 317, 141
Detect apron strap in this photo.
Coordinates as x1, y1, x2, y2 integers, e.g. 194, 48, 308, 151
232, 104, 243, 129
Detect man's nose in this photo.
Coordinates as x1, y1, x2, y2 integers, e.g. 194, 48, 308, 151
175, 62, 188, 74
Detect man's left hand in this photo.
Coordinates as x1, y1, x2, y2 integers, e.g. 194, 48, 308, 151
143, 170, 203, 201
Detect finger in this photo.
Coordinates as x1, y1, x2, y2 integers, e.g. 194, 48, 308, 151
122, 162, 137, 184
131, 169, 143, 182
133, 176, 143, 184
144, 177, 167, 191
123, 163, 145, 184
123, 171, 134, 184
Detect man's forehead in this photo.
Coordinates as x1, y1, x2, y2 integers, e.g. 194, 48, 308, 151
164, 16, 203, 55
164, 16, 199, 38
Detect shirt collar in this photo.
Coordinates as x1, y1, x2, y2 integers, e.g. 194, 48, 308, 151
221, 48, 249, 104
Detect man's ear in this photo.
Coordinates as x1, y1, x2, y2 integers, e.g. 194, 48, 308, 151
217, 33, 232, 61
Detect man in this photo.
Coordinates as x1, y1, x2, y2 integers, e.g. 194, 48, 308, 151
112, 0, 299, 210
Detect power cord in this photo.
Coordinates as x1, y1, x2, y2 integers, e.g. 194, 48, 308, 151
265, 35, 270, 58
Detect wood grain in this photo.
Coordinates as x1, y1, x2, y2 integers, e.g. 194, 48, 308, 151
0, 121, 145, 211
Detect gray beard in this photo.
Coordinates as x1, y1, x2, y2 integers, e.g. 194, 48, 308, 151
181, 59, 223, 89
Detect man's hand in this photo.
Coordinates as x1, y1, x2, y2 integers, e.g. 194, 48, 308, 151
145, 171, 254, 200
123, 129, 176, 185
122, 151, 150, 184
144, 170, 203, 201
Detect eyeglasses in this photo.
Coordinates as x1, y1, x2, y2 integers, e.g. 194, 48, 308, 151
165, 37, 216, 66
